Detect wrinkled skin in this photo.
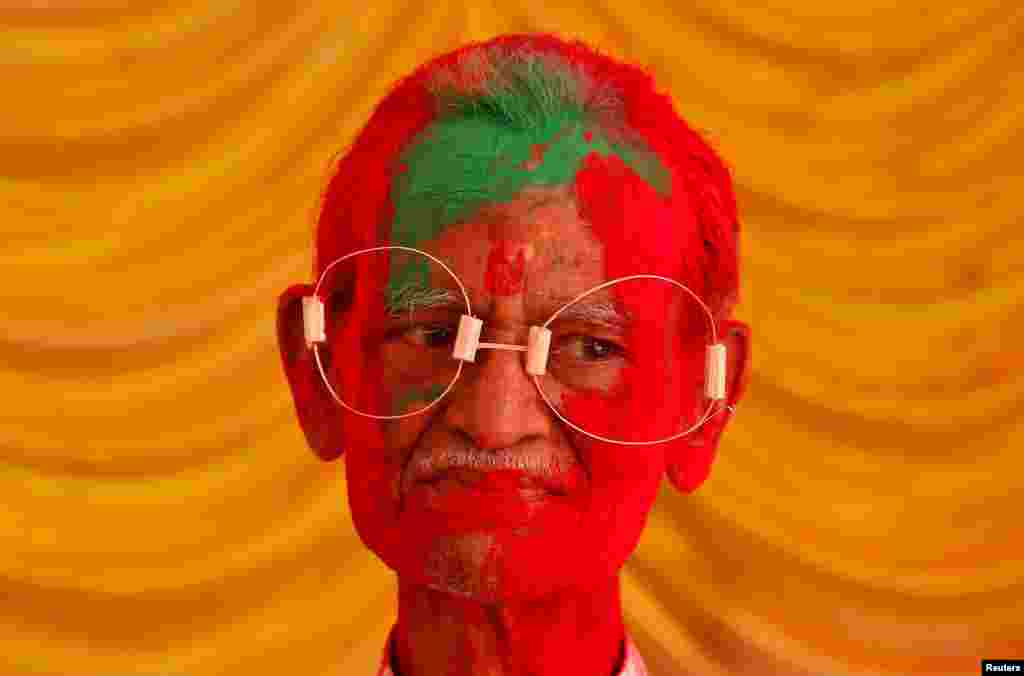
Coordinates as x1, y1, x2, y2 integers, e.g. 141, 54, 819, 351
277, 183, 751, 676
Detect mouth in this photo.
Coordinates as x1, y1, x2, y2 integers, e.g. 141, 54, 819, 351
399, 441, 582, 517
404, 467, 565, 531
399, 448, 582, 531
417, 467, 568, 496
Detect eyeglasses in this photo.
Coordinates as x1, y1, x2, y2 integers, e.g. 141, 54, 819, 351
301, 245, 734, 446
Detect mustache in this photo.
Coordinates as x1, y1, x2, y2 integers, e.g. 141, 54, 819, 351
405, 441, 575, 494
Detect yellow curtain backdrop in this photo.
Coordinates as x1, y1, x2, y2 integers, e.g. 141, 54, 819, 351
2, 2, 1020, 675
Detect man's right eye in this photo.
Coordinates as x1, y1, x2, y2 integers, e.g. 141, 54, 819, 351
387, 324, 457, 349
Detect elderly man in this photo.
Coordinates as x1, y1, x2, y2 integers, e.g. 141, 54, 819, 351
276, 33, 750, 676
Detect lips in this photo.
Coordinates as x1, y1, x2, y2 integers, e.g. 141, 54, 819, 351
420, 467, 568, 495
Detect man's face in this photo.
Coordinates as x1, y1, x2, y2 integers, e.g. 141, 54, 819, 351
333, 182, 706, 603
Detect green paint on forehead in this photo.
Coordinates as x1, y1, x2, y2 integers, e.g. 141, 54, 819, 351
388, 115, 671, 250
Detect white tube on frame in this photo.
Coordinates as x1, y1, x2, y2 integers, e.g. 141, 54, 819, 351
302, 296, 325, 348
452, 315, 483, 363
525, 326, 552, 376
706, 343, 727, 400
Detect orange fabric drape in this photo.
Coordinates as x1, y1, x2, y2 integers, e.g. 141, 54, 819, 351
2, 3, 1020, 675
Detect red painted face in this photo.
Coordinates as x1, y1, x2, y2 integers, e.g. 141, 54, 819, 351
338, 174, 703, 603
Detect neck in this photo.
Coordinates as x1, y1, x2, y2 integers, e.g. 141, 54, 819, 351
391, 575, 626, 676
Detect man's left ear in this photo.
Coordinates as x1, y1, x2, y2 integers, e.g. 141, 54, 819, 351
666, 319, 751, 493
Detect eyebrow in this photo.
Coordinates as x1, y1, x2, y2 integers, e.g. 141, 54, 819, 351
384, 283, 631, 328
385, 284, 460, 317
551, 298, 631, 328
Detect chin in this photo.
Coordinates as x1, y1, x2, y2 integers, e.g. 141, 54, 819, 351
387, 525, 628, 604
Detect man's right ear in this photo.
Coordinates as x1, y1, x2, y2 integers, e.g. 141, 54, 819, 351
276, 283, 346, 461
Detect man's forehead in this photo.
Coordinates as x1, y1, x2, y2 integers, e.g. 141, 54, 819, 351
380, 187, 686, 315
376, 184, 580, 253
408, 184, 585, 248
467, 184, 576, 223
433, 230, 604, 316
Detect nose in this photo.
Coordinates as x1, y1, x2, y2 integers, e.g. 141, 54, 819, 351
441, 327, 553, 450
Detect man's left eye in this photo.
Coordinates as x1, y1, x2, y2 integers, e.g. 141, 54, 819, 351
556, 335, 626, 362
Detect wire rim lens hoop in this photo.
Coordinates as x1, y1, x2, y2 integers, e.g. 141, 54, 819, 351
536, 273, 722, 446
312, 245, 473, 420
309, 246, 730, 441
